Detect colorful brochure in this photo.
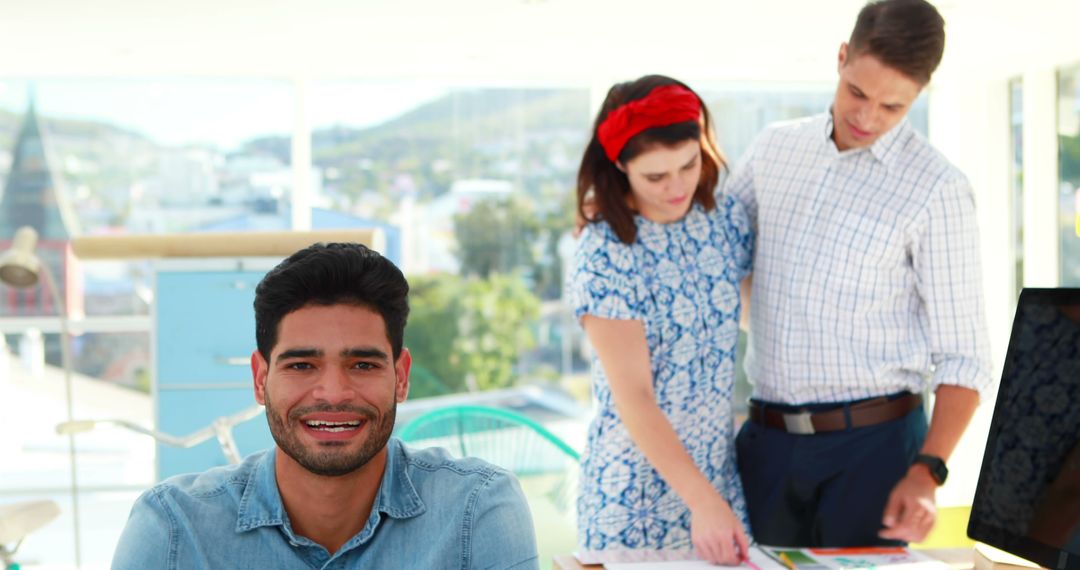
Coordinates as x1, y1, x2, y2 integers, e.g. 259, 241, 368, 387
758, 546, 950, 570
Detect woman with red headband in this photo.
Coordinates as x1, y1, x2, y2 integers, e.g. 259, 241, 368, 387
569, 75, 753, 564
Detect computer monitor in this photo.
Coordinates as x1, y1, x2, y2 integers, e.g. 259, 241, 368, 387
970, 288, 1080, 570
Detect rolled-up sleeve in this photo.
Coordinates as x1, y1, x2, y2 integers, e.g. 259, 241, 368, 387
913, 176, 993, 399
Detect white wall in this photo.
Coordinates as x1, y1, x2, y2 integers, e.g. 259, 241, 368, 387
925, 0, 1080, 503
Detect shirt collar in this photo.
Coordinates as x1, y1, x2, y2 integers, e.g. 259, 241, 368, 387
635, 200, 706, 233
822, 107, 910, 169
235, 439, 426, 535
236, 449, 287, 533
373, 438, 425, 519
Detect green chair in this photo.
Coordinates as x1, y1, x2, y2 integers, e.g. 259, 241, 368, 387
397, 405, 581, 568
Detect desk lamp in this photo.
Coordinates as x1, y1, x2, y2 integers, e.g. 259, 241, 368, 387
0, 226, 82, 568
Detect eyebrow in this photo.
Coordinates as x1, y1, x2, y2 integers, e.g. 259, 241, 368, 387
276, 347, 390, 363
343, 347, 390, 362
642, 151, 700, 178
681, 153, 699, 169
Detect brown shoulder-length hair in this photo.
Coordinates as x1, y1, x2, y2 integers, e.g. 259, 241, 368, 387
576, 74, 727, 245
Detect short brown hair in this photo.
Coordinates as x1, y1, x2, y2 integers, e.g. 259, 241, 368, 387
848, 0, 946, 85
576, 75, 725, 245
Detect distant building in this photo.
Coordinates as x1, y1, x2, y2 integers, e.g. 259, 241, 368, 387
0, 97, 83, 317
405, 178, 513, 274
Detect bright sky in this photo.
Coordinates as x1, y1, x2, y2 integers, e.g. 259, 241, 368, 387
0, 79, 448, 151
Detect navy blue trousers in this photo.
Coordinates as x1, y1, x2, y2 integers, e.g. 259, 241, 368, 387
735, 397, 928, 547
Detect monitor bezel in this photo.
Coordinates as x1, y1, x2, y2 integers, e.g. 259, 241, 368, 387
968, 287, 1080, 570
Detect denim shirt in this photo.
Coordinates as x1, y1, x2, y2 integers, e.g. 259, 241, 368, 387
112, 438, 539, 569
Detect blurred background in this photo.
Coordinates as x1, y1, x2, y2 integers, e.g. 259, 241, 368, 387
0, 0, 1078, 567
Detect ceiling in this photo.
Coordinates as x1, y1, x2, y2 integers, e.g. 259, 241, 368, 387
0, 0, 1077, 84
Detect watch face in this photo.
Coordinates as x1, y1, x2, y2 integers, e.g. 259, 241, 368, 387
917, 455, 947, 485
932, 463, 948, 484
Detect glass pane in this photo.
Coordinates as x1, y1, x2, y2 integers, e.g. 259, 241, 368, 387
0, 82, 288, 563
703, 84, 930, 162
308, 82, 592, 401
1, 329, 152, 568
0, 78, 294, 322
1060, 65, 1080, 285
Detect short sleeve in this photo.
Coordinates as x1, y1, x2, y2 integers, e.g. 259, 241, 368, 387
567, 224, 644, 322
718, 194, 754, 281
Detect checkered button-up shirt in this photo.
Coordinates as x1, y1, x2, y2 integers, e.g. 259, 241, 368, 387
727, 112, 992, 405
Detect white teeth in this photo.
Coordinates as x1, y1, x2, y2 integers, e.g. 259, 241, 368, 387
304, 420, 362, 431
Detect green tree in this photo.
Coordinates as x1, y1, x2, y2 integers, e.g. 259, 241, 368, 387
453, 196, 541, 278
405, 275, 467, 395
404, 272, 541, 397
531, 186, 577, 300
455, 273, 541, 391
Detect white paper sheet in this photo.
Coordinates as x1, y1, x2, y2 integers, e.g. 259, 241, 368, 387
591, 545, 789, 570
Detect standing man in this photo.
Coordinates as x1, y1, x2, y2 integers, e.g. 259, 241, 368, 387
729, 0, 992, 547
113, 242, 539, 568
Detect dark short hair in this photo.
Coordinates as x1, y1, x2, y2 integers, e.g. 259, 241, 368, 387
577, 74, 726, 245
848, 0, 946, 85
254, 242, 409, 360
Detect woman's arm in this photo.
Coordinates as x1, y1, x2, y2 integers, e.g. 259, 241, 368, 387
583, 315, 749, 565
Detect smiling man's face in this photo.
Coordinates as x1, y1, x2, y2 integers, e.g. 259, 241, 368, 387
252, 303, 410, 477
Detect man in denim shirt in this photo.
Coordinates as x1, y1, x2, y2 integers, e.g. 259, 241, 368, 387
113, 242, 539, 569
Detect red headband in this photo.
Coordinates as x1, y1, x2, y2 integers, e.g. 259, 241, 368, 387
596, 84, 702, 163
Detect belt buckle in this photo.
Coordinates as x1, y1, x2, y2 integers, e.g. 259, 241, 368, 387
783, 411, 816, 435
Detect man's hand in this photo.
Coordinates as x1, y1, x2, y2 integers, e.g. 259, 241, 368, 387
878, 465, 938, 542
690, 492, 751, 566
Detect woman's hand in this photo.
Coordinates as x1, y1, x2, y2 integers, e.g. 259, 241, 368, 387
690, 492, 750, 566
584, 316, 750, 562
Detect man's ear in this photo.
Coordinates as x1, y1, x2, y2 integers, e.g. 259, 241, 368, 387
252, 350, 269, 405
838, 42, 849, 71
394, 348, 412, 403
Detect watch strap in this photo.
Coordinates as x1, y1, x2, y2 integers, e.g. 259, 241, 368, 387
914, 453, 948, 485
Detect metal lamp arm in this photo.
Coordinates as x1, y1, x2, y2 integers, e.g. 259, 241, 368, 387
56, 405, 265, 460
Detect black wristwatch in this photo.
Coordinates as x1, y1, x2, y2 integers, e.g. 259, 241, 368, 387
913, 454, 948, 485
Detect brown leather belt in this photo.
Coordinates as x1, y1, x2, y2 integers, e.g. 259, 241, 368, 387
748, 393, 922, 435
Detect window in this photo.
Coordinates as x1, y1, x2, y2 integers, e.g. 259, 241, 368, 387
0, 75, 934, 567
308, 82, 592, 399
1059, 65, 1080, 285
0, 78, 292, 568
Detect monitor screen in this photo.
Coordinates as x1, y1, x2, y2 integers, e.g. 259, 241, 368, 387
970, 288, 1080, 570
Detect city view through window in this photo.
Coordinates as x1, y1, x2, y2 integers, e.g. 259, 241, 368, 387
0, 79, 906, 399
0, 77, 929, 567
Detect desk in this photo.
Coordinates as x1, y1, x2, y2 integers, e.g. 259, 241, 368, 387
554, 548, 976, 570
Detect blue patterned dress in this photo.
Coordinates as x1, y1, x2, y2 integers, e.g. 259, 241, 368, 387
569, 195, 754, 551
